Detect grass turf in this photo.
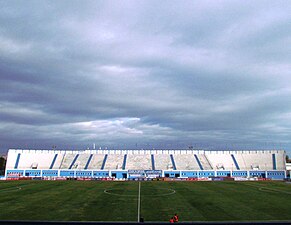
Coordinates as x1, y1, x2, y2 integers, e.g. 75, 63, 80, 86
0, 180, 290, 222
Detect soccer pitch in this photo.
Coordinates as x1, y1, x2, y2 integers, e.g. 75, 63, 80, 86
0, 180, 291, 222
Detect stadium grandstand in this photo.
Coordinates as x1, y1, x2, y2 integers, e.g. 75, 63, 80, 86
5, 149, 287, 180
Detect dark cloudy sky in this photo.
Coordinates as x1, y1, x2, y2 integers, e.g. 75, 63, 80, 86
0, 1, 290, 155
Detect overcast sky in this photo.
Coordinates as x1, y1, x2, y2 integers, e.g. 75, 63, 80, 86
0, 1, 290, 155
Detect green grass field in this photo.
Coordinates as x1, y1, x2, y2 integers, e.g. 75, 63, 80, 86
0, 180, 291, 222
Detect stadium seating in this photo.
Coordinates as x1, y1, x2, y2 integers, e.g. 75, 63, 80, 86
60, 153, 77, 169
51, 152, 65, 169
155, 154, 172, 170
126, 154, 152, 170
4, 149, 287, 180
75, 153, 91, 169
238, 151, 273, 170
87, 154, 105, 170
206, 152, 236, 170
104, 154, 125, 170
7, 150, 57, 169
196, 154, 213, 170
173, 154, 200, 170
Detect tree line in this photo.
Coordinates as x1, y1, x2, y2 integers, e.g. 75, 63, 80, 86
0, 156, 6, 176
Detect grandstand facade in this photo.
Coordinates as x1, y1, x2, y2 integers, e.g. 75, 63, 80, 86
5, 149, 287, 180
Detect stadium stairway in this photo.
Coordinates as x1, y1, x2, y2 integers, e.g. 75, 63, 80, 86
14, 153, 21, 169
84, 154, 93, 169
231, 154, 240, 170
272, 153, 277, 170
122, 154, 127, 170
49, 154, 58, 169
101, 154, 108, 170
194, 154, 204, 170
69, 154, 79, 169
151, 154, 155, 170
170, 154, 177, 170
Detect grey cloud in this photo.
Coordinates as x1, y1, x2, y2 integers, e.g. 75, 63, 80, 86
0, 1, 290, 154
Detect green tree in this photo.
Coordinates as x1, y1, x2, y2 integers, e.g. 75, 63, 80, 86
0, 156, 6, 175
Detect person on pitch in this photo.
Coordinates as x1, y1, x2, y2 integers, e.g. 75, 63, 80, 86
169, 217, 174, 223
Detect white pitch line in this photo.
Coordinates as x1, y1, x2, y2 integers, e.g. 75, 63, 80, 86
137, 181, 141, 222
243, 183, 291, 195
